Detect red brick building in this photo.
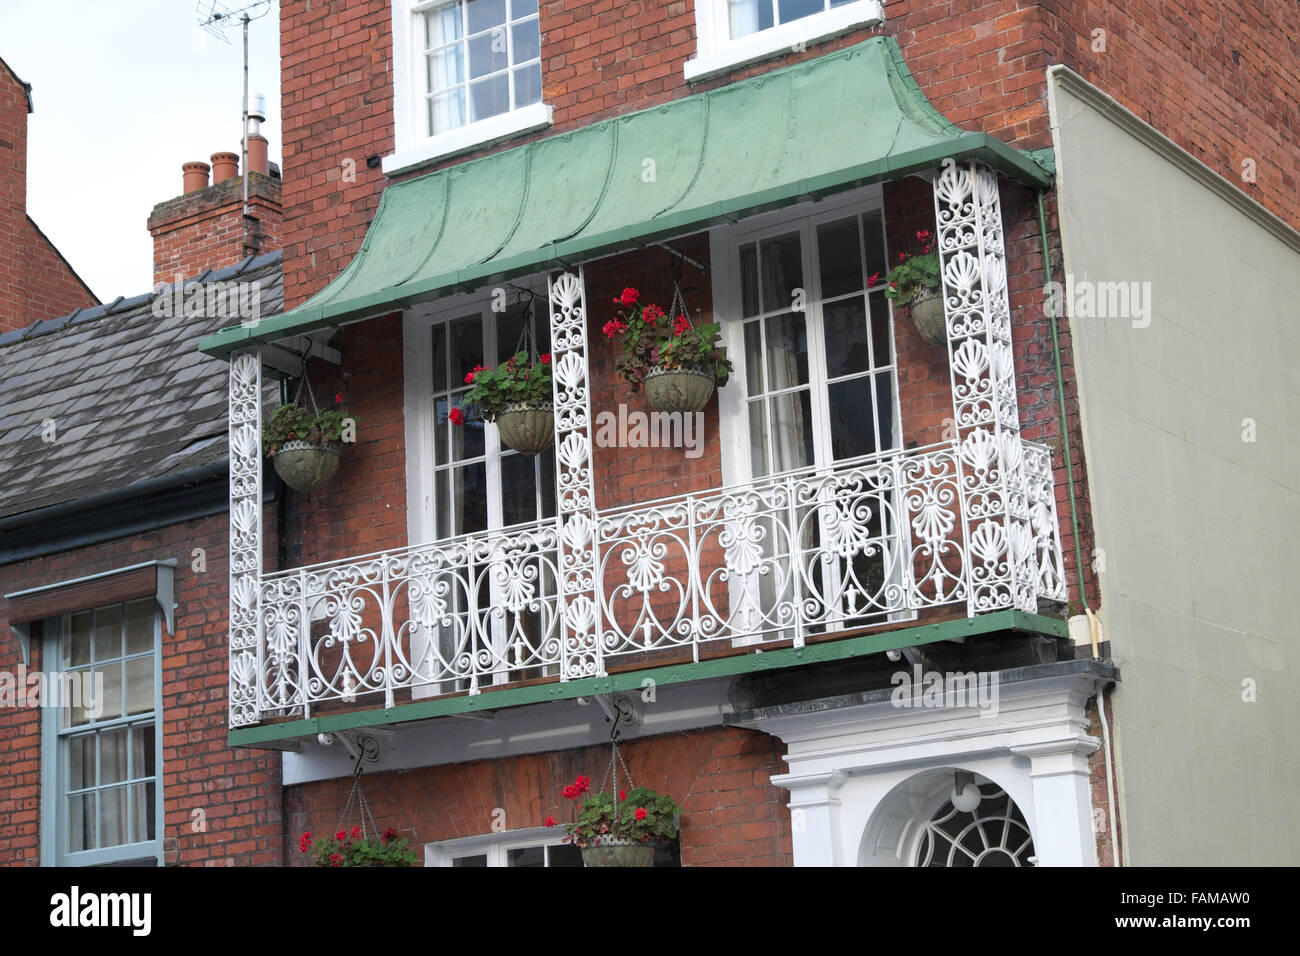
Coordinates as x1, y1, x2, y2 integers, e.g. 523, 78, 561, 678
6, 0, 1296, 868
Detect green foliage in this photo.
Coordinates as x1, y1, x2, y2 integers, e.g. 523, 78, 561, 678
458, 352, 553, 422
299, 827, 418, 868
882, 228, 941, 308
262, 401, 355, 456
547, 776, 683, 849
605, 290, 733, 391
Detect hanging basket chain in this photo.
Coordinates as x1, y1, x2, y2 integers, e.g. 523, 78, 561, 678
668, 250, 694, 333
512, 291, 538, 362
335, 754, 379, 842
595, 702, 636, 802
291, 355, 322, 416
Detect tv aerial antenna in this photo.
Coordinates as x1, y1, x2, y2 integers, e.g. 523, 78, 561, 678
196, 1, 275, 256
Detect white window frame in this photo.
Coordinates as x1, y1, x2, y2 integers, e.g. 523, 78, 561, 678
386, 0, 553, 176
39, 600, 164, 867
709, 183, 910, 639
402, 280, 558, 695
685, 0, 885, 83
426, 827, 576, 866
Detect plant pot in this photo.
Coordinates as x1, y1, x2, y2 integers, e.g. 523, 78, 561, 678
272, 440, 341, 492
495, 403, 555, 456
580, 837, 655, 868
643, 366, 715, 413
908, 288, 947, 347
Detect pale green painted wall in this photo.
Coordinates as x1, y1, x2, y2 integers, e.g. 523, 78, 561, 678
1050, 74, 1300, 865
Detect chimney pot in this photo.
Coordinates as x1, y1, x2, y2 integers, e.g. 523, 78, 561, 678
211, 151, 239, 184
246, 135, 269, 177
182, 161, 211, 194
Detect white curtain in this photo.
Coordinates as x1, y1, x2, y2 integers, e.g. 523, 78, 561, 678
728, 0, 761, 38
424, 7, 466, 133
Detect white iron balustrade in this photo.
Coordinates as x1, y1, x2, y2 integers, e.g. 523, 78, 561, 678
241, 437, 1065, 719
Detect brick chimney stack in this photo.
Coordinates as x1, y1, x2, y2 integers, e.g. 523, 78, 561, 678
147, 99, 282, 286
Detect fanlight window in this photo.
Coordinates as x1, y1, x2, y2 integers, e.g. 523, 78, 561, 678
916, 783, 1035, 867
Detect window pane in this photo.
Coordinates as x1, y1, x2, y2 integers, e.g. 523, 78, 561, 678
431, 323, 448, 394
425, 5, 463, 48
511, 0, 538, 17
428, 89, 466, 135
500, 452, 538, 527
93, 605, 121, 660
453, 853, 488, 867
869, 292, 893, 366
729, 0, 773, 38
100, 728, 128, 785
513, 62, 542, 107
863, 210, 886, 281
507, 845, 545, 867
548, 843, 584, 867
125, 599, 154, 655
778, 0, 824, 24
66, 676, 93, 728
67, 612, 92, 667
131, 781, 156, 843
68, 734, 94, 791
94, 663, 124, 721
68, 793, 94, 853
467, 0, 507, 34
125, 656, 154, 717
875, 371, 897, 452
739, 243, 760, 318
538, 448, 556, 519
769, 390, 814, 472
759, 232, 803, 313
427, 45, 466, 92
823, 298, 869, 378
451, 316, 484, 382
99, 786, 128, 848
743, 320, 763, 393
132, 724, 156, 780
511, 20, 540, 62
764, 312, 808, 389
469, 73, 510, 122
748, 401, 769, 477
452, 393, 486, 461
818, 217, 863, 299
455, 464, 489, 535
827, 377, 876, 461
467, 31, 508, 79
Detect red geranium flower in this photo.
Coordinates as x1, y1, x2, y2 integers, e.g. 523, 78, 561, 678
544, 815, 557, 827
561, 784, 579, 800
351, 826, 361, 839
602, 319, 627, 338
634, 807, 647, 821
334, 392, 343, 405
381, 827, 398, 843
575, 775, 591, 795
642, 304, 664, 322
540, 353, 551, 364
449, 406, 465, 426
673, 314, 691, 336
867, 272, 881, 287
335, 830, 347, 842
614, 287, 639, 306
618, 790, 626, 801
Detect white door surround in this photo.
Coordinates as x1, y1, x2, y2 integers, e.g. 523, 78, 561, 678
728, 660, 1115, 866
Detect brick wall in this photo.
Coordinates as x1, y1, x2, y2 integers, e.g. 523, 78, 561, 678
0, 62, 96, 333
148, 173, 282, 286
285, 725, 792, 866
0, 512, 284, 866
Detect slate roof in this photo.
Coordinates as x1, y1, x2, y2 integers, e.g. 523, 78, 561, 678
0, 252, 282, 520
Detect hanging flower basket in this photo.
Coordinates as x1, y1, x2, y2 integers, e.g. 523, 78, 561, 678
273, 440, 342, 492
581, 835, 656, 868
494, 402, 555, 456
643, 365, 715, 413
908, 288, 947, 347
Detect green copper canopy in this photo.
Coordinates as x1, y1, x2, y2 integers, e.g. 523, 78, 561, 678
201, 36, 1050, 358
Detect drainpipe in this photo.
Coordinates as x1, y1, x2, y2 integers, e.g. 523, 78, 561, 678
1037, 189, 1120, 866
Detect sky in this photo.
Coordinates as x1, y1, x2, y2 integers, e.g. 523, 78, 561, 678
1, 0, 282, 303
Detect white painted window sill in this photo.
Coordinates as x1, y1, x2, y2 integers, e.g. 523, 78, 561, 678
684, 2, 884, 84
382, 102, 553, 177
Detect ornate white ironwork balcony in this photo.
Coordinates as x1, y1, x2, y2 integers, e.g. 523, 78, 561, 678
226, 160, 1069, 728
